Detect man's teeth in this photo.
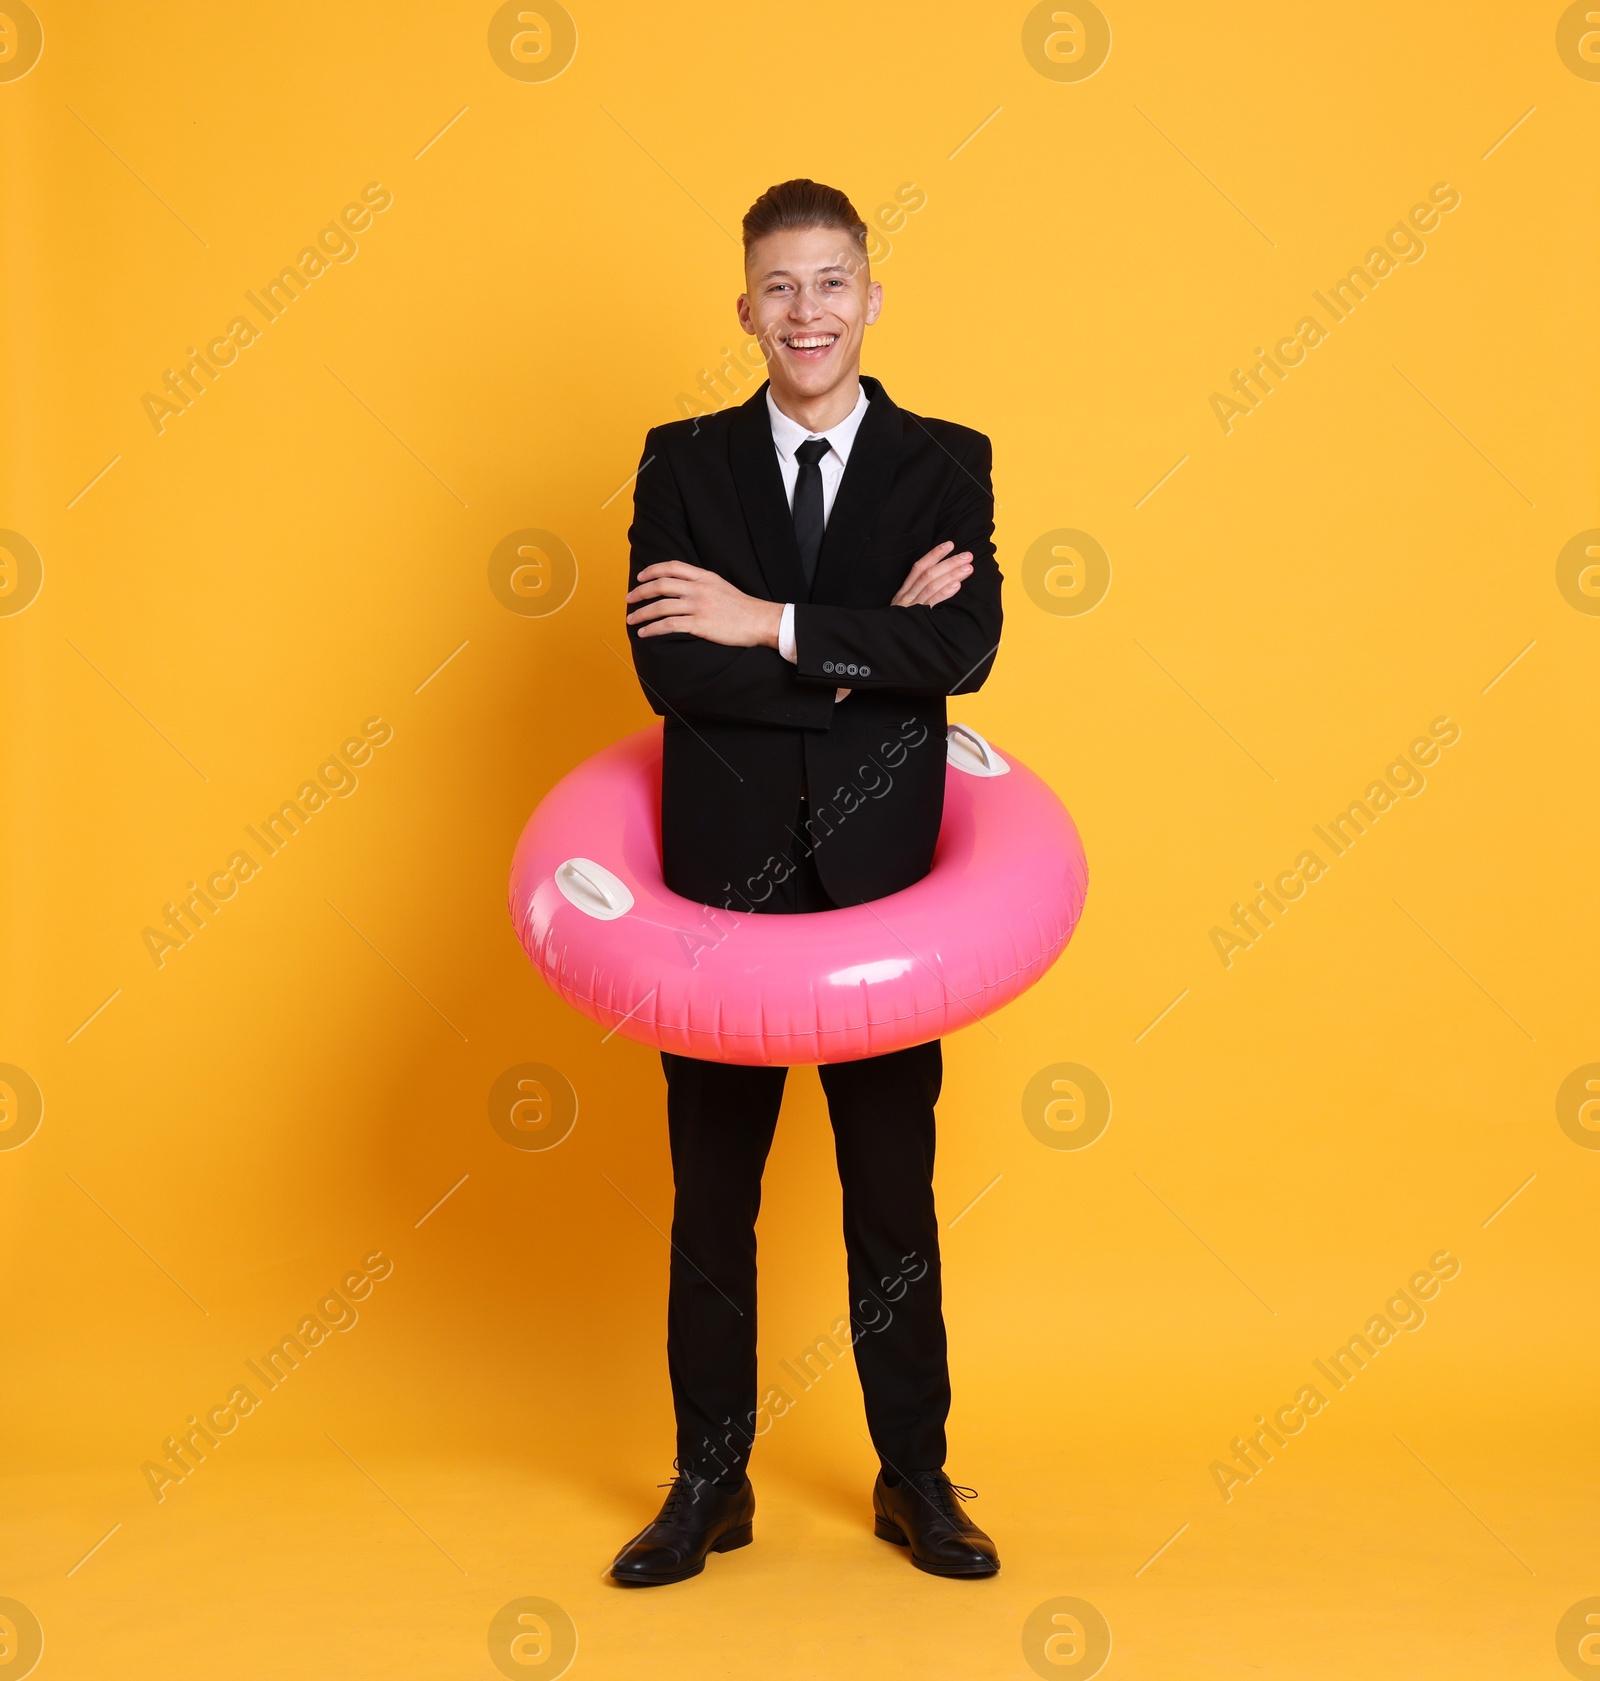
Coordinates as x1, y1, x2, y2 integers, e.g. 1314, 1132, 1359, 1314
789, 336, 836, 349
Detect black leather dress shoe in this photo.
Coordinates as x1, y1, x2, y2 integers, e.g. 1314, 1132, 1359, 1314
873, 1470, 999, 1577
610, 1468, 755, 1587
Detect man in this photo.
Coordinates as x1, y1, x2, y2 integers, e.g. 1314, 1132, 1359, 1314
613, 178, 1003, 1586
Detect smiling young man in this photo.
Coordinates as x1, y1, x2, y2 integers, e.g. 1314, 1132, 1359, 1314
614, 179, 1003, 1586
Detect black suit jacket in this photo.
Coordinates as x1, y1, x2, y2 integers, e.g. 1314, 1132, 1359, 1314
625, 375, 1002, 909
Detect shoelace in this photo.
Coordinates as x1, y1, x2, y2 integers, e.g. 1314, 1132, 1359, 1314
908, 1472, 978, 1522
654, 1459, 708, 1521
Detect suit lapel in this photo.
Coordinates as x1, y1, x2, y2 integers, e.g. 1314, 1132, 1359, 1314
811, 375, 904, 603
729, 384, 808, 604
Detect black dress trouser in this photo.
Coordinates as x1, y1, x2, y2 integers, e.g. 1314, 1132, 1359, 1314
660, 808, 952, 1481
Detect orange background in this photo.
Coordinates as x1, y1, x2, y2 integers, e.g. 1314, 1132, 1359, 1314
3, 2, 1598, 1675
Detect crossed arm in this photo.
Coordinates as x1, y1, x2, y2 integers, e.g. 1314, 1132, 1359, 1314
624, 430, 1000, 727
626, 543, 975, 699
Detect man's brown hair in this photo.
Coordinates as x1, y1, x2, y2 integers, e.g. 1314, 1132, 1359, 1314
741, 178, 868, 259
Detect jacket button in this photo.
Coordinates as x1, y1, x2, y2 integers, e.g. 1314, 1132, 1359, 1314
846, 663, 859, 676
823, 660, 835, 673
859, 665, 871, 677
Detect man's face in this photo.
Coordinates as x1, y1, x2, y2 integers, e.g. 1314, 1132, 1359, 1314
737, 224, 882, 405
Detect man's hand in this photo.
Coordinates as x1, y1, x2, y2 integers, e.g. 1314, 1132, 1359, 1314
627, 561, 784, 647
892, 540, 973, 608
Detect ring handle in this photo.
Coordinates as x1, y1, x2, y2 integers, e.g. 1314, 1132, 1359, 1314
555, 857, 635, 920
947, 722, 1010, 777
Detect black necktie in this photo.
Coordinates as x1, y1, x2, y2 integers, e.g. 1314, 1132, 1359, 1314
792, 437, 831, 592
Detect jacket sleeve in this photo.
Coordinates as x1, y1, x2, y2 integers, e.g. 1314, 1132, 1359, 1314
625, 429, 837, 730
789, 431, 1003, 696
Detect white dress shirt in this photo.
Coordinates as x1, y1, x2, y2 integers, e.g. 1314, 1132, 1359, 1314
767, 383, 870, 663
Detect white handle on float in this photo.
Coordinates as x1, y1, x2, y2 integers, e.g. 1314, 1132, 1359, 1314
946, 722, 1010, 776
554, 857, 635, 920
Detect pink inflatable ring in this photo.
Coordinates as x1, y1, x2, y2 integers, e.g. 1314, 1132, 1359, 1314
509, 722, 1088, 1065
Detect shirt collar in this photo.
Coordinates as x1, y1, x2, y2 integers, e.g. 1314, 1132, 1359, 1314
766, 382, 871, 467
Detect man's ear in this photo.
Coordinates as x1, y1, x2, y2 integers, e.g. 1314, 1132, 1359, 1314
736, 292, 755, 334
865, 280, 883, 325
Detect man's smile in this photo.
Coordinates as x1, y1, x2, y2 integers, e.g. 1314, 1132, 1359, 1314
783, 332, 839, 360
